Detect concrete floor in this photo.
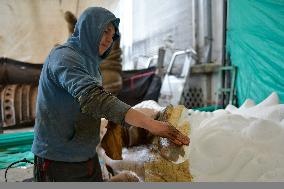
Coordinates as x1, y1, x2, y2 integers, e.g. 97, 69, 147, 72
0, 166, 33, 182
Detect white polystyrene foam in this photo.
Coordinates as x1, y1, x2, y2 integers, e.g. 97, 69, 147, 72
188, 92, 284, 181
100, 92, 284, 181
132, 100, 165, 112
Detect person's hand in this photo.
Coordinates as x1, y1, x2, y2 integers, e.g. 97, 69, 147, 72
124, 108, 190, 146
148, 120, 190, 146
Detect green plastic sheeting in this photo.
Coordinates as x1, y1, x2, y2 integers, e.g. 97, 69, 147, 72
0, 148, 34, 169
227, 0, 284, 105
0, 132, 34, 169
192, 105, 222, 112
0, 132, 34, 149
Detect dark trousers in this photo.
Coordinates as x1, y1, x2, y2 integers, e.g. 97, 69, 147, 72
33, 155, 103, 182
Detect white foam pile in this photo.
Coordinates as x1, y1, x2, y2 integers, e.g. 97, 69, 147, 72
188, 92, 284, 181
98, 92, 284, 182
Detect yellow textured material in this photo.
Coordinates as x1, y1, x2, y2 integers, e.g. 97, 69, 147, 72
165, 105, 190, 136
144, 156, 193, 182
144, 105, 192, 182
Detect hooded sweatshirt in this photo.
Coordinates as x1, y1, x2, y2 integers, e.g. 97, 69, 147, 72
32, 7, 131, 162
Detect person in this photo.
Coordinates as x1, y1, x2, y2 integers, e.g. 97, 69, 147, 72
31, 7, 189, 182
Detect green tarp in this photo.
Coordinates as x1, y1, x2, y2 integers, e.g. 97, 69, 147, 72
0, 132, 34, 169
227, 0, 284, 105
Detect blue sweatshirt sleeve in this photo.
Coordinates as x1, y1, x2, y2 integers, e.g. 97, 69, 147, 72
47, 48, 131, 125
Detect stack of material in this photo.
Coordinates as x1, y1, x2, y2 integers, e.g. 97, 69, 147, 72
1, 84, 38, 128
99, 103, 193, 181
143, 105, 192, 182
99, 92, 284, 182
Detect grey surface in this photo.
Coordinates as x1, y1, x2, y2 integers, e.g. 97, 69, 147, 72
0, 166, 33, 182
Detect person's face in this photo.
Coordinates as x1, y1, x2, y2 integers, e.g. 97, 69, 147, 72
99, 23, 115, 56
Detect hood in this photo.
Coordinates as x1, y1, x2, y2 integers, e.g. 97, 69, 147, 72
66, 7, 120, 62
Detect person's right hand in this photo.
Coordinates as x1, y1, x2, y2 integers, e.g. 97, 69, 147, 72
125, 108, 190, 146
148, 120, 190, 146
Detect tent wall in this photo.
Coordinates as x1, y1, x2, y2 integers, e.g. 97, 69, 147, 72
227, 0, 284, 105
0, 0, 118, 63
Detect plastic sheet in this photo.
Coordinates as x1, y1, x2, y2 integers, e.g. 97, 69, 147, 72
0, 132, 34, 149
227, 0, 284, 105
0, 132, 34, 169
